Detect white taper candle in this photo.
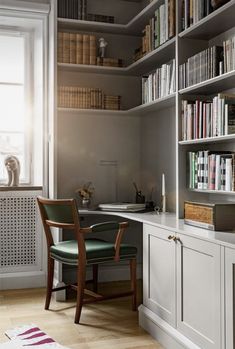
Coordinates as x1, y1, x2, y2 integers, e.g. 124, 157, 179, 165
162, 173, 165, 196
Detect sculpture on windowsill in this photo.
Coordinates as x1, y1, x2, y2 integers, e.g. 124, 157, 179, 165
4, 155, 20, 187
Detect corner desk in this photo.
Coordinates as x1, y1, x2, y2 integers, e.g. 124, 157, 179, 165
80, 209, 235, 349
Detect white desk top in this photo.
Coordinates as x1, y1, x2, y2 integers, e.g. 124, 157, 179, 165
79, 209, 235, 249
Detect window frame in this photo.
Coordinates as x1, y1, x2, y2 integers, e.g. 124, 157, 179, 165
0, 29, 34, 185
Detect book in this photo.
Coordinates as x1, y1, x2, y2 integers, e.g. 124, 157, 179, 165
98, 203, 146, 212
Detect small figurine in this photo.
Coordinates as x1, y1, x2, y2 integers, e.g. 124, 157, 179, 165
4, 155, 20, 186
98, 37, 108, 58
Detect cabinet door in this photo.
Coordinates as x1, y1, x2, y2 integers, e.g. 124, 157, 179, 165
176, 234, 221, 349
225, 247, 235, 349
143, 224, 176, 326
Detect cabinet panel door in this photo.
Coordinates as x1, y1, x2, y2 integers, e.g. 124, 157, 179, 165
225, 247, 235, 349
176, 234, 221, 349
143, 224, 176, 326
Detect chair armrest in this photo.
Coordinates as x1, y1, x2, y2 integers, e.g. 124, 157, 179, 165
81, 221, 129, 262
114, 222, 129, 262
90, 221, 120, 232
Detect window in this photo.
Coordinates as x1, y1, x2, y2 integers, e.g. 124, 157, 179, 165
0, 31, 32, 184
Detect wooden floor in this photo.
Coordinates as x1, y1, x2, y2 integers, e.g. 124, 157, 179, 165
0, 281, 164, 349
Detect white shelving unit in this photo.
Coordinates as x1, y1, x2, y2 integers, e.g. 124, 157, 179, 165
51, 1, 235, 348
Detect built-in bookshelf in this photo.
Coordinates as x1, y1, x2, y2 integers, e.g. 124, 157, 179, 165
54, 0, 235, 217
51, 1, 235, 347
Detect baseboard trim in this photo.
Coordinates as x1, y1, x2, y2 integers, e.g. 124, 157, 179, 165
0, 271, 46, 290
138, 305, 201, 349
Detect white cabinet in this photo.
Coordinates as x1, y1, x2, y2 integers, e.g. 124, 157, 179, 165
143, 224, 176, 326
176, 234, 222, 349
143, 223, 222, 349
225, 247, 235, 349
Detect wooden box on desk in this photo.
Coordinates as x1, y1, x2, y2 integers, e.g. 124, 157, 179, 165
184, 201, 235, 231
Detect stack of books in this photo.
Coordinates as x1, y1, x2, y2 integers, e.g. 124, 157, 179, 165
96, 57, 123, 67
58, 32, 97, 65
57, 0, 115, 23
179, 45, 223, 89
188, 150, 235, 191
134, 0, 175, 61
142, 59, 175, 103
181, 93, 235, 140
181, 0, 230, 31
58, 86, 121, 110
103, 95, 121, 110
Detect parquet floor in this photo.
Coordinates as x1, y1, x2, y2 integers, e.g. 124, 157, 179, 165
0, 281, 164, 349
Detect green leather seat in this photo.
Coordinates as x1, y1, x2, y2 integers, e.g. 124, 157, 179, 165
50, 238, 137, 265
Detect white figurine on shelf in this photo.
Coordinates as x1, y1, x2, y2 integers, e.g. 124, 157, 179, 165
98, 37, 108, 58
4, 155, 20, 187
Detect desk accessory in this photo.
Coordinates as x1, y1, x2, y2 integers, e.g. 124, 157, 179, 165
133, 182, 145, 203
184, 201, 235, 231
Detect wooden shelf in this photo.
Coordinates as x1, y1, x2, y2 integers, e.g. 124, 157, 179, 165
57, 37, 175, 76
57, 0, 161, 36
189, 188, 235, 195
179, 135, 235, 145
179, 70, 235, 95
179, 0, 235, 40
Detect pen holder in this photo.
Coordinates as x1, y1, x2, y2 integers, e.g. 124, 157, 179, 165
136, 193, 145, 204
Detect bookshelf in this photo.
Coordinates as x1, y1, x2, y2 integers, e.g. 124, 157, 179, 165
54, 0, 235, 216
49, 1, 235, 348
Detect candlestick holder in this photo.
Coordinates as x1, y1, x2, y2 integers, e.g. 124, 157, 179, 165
161, 194, 166, 213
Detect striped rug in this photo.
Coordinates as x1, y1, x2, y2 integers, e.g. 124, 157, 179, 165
0, 325, 69, 349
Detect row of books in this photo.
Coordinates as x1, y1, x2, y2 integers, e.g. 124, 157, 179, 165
58, 32, 96, 65
58, 32, 122, 67
58, 86, 121, 110
58, 0, 87, 20
188, 150, 235, 191
142, 59, 175, 103
134, 0, 175, 61
179, 33, 235, 89
181, 0, 230, 31
182, 93, 235, 140
179, 45, 223, 89
223, 35, 235, 73
57, 0, 114, 23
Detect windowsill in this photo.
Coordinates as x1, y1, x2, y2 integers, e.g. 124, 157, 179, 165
0, 185, 42, 191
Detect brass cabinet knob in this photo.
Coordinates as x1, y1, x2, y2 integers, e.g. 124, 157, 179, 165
173, 237, 182, 244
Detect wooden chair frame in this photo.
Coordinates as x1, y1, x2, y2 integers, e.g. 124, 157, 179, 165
37, 196, 137, 323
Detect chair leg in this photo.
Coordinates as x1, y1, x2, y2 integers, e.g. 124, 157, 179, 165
130, 258, 137, 311
74, 264, 86, 324
92, 264, 98, 293
45, 257, 54, 310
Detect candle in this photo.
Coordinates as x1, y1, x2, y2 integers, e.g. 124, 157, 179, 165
162, 173, 165, 196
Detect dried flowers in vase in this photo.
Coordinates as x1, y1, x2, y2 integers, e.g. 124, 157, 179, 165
75, 182, 94, 208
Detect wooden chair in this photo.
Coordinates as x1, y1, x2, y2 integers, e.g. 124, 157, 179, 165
37, 196, 137, 324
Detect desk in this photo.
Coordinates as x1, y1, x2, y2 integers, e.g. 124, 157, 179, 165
80, 210, 235, 349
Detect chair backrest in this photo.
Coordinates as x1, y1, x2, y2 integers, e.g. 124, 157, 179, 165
37, 196, 85, 257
